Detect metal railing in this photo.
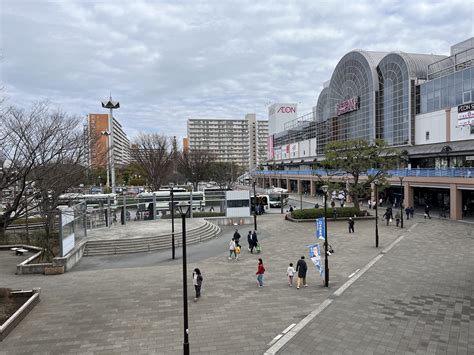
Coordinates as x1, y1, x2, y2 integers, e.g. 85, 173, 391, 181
254, 167, 474, 178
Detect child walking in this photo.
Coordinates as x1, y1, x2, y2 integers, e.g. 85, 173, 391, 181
287, 263, 296, 286
193, 268, 203, 301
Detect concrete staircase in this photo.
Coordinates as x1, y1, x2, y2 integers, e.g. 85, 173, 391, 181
84, 220, 220, 256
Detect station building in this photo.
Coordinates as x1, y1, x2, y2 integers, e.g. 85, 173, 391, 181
257, 38, 474, 221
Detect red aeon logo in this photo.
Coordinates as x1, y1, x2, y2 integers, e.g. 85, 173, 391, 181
277, 106, 296, 113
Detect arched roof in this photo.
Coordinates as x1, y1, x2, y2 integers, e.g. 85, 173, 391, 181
315, 87, 329, 122
379, 52, 446, 80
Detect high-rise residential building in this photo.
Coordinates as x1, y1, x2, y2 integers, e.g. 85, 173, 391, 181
187, 114, 268, 171
87, 113, 131, 168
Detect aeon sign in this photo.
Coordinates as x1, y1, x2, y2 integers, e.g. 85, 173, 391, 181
336, 97, 359, 116
270, 106, 296, 115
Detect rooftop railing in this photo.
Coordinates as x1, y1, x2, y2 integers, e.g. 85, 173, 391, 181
254, 168, 474, 178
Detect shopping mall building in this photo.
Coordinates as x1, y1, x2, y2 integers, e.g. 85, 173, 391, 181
256, 38, 474, 221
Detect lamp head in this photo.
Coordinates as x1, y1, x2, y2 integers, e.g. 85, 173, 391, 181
177, 201, 190, 216
321, 185, 328, 193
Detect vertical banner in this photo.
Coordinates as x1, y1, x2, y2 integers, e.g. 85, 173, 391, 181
308, 243, 324, 277
316, 217, 325, 240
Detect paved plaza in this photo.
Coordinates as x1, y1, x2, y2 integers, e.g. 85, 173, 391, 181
1, 212, 473, 354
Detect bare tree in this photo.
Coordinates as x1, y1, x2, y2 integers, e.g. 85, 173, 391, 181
131, 133, 174, 191
177, 150, 215, 191
0, 103, 88, 253
208, 161, 243, 189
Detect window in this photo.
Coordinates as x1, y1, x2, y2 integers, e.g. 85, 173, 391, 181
425, 131, 430, 141
463, 91, 471, 103
471, 125, 474, 135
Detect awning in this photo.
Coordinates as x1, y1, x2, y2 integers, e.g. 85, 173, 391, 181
400, 140, 474, 158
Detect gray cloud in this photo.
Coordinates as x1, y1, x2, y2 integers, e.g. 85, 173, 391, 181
1, 0, 473, 143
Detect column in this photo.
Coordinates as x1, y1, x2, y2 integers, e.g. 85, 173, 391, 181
286, 179, 290, 192
404, 182, 414, 208
297, 180, 302, 194
450, 184, 462, 220
310, 180, 315, 196
277, 178, 282, 188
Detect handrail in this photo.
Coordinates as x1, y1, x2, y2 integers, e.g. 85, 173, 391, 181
253, 168, 474, 178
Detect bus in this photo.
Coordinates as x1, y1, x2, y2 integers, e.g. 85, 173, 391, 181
137, 191, 205, 211
58, 193, 118, 207
268, 192, 289, 208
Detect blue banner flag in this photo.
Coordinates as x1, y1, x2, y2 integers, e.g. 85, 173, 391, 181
316, 217, 325, 240
308, 243, 324, 277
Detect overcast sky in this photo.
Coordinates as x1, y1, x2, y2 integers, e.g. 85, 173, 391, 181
1, 0, 473, 143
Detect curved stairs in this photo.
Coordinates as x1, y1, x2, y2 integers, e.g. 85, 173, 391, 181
84, 221, 220, 256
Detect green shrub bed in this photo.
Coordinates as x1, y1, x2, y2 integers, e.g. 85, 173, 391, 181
291, 207, 366, 220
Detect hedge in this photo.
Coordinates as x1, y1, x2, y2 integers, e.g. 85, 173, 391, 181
291, 207, 366, 220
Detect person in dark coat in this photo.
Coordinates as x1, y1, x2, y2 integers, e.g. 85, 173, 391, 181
424, 204, 431, 219
383, 208, 392, 226
296, 256, 308, 289
405, 206, 410, 220
233, 229, 241, 247
247, 231, 252, 251
348, 217, 355, 233
250, 230, 258, 254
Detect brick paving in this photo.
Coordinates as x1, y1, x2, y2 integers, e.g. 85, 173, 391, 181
1, 213, 472, 354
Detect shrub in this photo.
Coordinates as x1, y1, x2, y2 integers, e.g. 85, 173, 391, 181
291, 207, 365, 220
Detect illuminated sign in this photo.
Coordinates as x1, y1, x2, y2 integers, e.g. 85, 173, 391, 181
458, 103, 474, 126
336, 97, 359, 116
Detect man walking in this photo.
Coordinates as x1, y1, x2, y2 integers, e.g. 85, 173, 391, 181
424, 204, 431, 219
296, 256, 308, 289
250, 230, 258, 254
348, 217, 355, 233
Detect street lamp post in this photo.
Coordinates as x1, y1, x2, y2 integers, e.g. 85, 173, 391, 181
399, 176, 404, 228
374, 180, 379, 248
170, 183, 175, 260
101, 96, 120, 194
177, 202, 191, 355
100, 130, 111, 189
322, 185, 329, 287
253, 178, 257, 231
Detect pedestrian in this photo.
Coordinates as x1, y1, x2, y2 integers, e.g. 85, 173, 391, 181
228, 238, 236, 260
379, 197, 383, 206
331, 200, 336, 209
424, 204, 431, 219
251, 230, 258, 254
296, 256, 308, 289
333, 209, 337, 220
348, 217, 355, 233
289, 205, 294, 213
405, 206, 410, 220
256, 258, 265, 287
340, 200, 344, 208
210, 206, 214, 212
463, 204, 468, 217
233, 229, 241, 247
193, 268, 203, 301
410, 206, 415, 219
368, 199, 372, 209
247, 231, 252, 251
314, 203, 319, 208
373, 200, 377, 209
395, 212, 401, 227
287, 263, 296, 286
383, 208, 391, 226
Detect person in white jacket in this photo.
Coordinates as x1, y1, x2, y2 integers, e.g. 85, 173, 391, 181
287, 263, 296, 286
228, 238, 236, 260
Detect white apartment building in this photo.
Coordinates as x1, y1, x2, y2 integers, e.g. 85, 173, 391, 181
187, 115, 268, 171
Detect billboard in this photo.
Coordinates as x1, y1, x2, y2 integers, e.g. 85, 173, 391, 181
268, 103, 298, 135
290, 143, 299, 158
458, 103, 474, 126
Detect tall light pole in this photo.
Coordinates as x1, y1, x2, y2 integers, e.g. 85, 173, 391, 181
322, 185, 329, 287
399, 176, 404, 228
101, 130, 111, 189
253, 178, 257, 231
170, 183, 176, 260
374, 180, 379, 248
101, 96, 120, 194
177, 202, 191, 355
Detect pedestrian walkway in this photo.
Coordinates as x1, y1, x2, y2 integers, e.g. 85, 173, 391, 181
1, 214, 472, 354
273, 219, 474, 354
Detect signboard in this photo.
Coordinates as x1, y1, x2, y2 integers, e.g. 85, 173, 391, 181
267, 135, 274, 160
268, 103, 298, 135
60, 207, 75, 256
290, 143, 298, 158
336, 97, 359, 116
309, 243, 324, 277
316, 217, 325, 240
458, 103, 474, 126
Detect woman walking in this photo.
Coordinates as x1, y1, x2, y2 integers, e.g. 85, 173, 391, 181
193, 268, 203, 301
256, 258, 265, 287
